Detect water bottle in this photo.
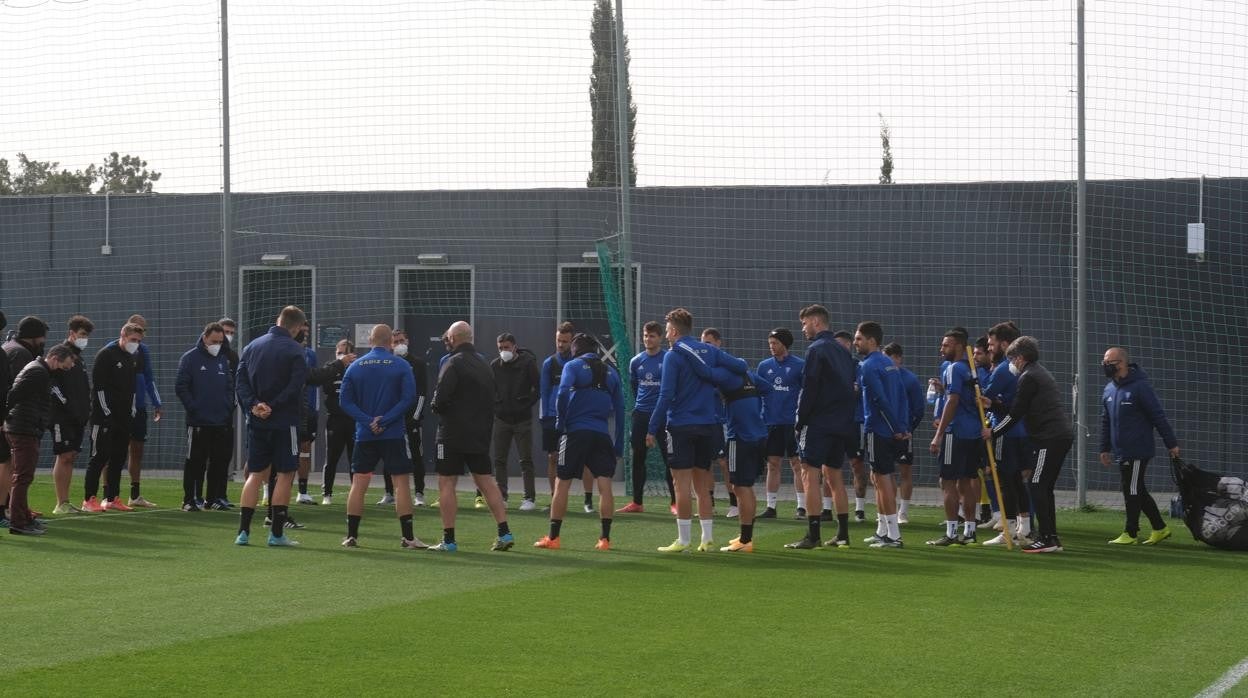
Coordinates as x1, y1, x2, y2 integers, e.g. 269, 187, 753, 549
926, 381, 938, 404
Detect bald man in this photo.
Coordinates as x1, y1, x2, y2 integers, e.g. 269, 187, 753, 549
1100, 347, 1178, 546
428, 321, 514, 552
338, 324, 424, 549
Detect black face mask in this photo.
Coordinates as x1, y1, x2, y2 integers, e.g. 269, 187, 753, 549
295, 331, 308, 344
1102, 363, 1118, 378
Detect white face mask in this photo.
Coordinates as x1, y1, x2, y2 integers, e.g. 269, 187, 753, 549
1008, 361, 1022, 376
124, 341, 140, 355
224, 333, 234, 344
393, 343, 409, 357
335, 353, 346, 361
206, 343, 222, 357
499, 350, 515, 363
73, 337, 89, 350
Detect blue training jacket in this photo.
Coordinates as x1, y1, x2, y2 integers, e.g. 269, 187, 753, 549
236, 326, 310, 430
983, 360, 1027, 438
539, 350, 572, 423
757, 353, 804, 426
339, 346, 416, 442
859, 350, 908, 438
629, 349, 665, 413
710, 365, 768, 443
648, 335, 746, 434
174, 337, 234, 427
898, 366, 926, 433
940, 359, 982, 439
795, 330, 857, 435
1100, 364, 1178, 461
555, 352, 626, 456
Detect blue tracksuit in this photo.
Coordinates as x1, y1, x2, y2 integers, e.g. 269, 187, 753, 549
556, 353, 626, 457
854, 359, 866, 426
629, 349, 665, 413
304, 347, 319, 415
1100, 365, 1178, 461
983, 361, 1027, 437
338, 347, 416, 442
933, 359, 951, 423
795, 330, 857, 435
940, 359, 982, 439
647, 335, 745, 434
236, 325, 310, 430
710, 367, 768, 443
859, 350, 908, 438
898, 366, 925, 433
539, 350, 572, 423
757, 354, 804, 426
174, 338, 234, 427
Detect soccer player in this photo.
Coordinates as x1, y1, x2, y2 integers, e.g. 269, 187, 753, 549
385, 329, 428, 506
429, 321, 514, 552
926, 329, 984, 546
647, 308, 746, 552
294, 321, 321, 505
4, 344, 76, 535
82, 323, 143, 513
982, 321, 1033, 545
712, 365, 767, 552
854, 322, 909, 548
618, 321, 674, 514
49, 315, 94, 514
318, 339, 358, 505
883, 343, 924, 524
786, 305, 857, 549
757, 327, 804, 520
1100, 346, 1178, 546
175, 322, 234, 511
972, 335, 996, 526
700, 328, 737, 517
490, 332, 541, 509
985, 336, 1074, 553
539, 322, 594, 512
121, 314, 162, 509
233, 306, 311, 547
838, 329, 870, 523
534, 334, 625, 550
338, 324, 426, 549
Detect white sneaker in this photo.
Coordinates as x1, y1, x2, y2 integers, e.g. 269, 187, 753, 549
296, 493, 315, 505
982, 533, 1009, 546
726, 505, 740, 519
519, 498, 536, 512
321, 495, 333, 506
377, 493, 395, 506
128, 496, 158, 508
989, 513, 1003, 530
583, 504, 595, 514
413, 493, 426, 507
897, 512, 909, 524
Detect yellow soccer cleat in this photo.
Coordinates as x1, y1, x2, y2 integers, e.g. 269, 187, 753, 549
1141, 527, 1172, 546
696, 540, 717, 553
1107, 532, 1138, 545
657, 539, 690, 553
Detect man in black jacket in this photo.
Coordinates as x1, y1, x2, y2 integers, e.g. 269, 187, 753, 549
0, 311, 11, 526
490, 332, 540, 509
380, 329, 428, 506
4, 344, 76, 534
986, 336, 1075, 554
429, 321, 513, 552
318, 339, 358, 505
82, 323, 143, 512
50, 315, 95, 515
1, 315, 48, 524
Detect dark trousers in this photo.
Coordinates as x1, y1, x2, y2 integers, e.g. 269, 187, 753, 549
1119, 458, 1166, 536
1029, 438, 1071, 539
491, 418, 535, 500
630, 411, 671, 505
184, 425, 232, 504
384, 425, 423, 495
5, 432, 39, 527
85, 424, 130, 501
321, 417, 355, 496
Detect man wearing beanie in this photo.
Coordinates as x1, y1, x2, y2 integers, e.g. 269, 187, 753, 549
2, 315, 47, 526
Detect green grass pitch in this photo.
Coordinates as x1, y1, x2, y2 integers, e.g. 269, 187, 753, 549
3, 478, 1245, 696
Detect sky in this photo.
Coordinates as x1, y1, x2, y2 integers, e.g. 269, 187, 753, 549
1, 0, 1244, 193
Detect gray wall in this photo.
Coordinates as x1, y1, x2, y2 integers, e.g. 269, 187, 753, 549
2, 179, 1243, 493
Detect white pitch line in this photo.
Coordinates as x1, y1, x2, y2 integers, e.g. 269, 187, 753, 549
1196, 656, 1248, 698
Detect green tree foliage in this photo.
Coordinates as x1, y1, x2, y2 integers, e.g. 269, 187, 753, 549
878, 113, 894, 184
587, 0, 637, 188
0, 152, 160, 195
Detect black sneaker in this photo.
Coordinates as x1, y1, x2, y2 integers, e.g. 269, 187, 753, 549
978, 504, 993, 525
820, 509, 834, 522
854, 510, 866, 523
958, 532, 978, 546
1023, 536, 1063, 554
784, 536, 819, 549
926, 534, 960, 547
870, 536, 903, 548
285, 518, 306, 530
208, 500, 230, 511
181, 502, 201, 512
757, 507, 777, 519
794, 507, 807, 519
9, 523, 45, 536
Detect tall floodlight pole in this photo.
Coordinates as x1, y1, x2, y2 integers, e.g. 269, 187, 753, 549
613, 0, 635, 350
1075, 0, 1088, 506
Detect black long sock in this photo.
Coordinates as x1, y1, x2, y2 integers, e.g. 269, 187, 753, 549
240, 507, 255, 534
131, 481, 140, 500
601, 518, 612, 540
740, 523, 754, 544
729, 492, 738, 507
271, 505, 287, 537
807, 516, 821, 541
550, 519, 563, 539
347, 514, 361, 538
497, 520, 510, 537
443, 527, 455, 544
298, 479, 308, 496
836, 513, 849, 541
400, 514, 413, 540
584, 492, 593, 507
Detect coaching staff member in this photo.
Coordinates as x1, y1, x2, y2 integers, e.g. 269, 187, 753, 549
175, 322, 234, 511
5, 345, 76, 534
234, 305, 310, 547
986, 336, 1074, 554
1099, 347, 1178, 546
429, 321, 513, 552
